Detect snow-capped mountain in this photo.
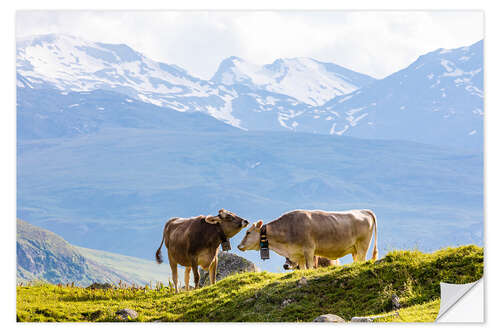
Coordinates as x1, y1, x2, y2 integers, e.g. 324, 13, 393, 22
17, 34, 228, 113
313, 40, 484, 150
17, 34, 379, 132
16, 34, 211, 100
17, 34, 483, 150
212, 56, 375, 106
17, 34, 316, 130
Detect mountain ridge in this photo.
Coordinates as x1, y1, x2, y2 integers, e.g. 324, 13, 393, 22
317, 40, 483, 150
16, 33, 483, 150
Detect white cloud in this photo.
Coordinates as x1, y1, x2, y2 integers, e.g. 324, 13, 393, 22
16, 11, 483, 79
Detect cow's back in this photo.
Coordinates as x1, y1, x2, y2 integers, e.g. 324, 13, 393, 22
276, 209, 373, 258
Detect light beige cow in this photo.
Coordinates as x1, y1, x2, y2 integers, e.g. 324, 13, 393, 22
237, 209, 378, 269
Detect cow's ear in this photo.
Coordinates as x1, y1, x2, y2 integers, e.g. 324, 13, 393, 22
206, 215, 222, 224
256, 220, 263, 228
218, 209, 228, 218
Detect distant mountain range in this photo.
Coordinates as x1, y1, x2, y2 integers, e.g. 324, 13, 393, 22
17, 219, 172, 286
16, 34, 483, 149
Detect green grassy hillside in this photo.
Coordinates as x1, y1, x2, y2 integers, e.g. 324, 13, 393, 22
75, 246, 172, 286
17, 245, 482, 322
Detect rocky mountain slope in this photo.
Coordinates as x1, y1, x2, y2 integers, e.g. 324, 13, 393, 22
17, 219, 172, 286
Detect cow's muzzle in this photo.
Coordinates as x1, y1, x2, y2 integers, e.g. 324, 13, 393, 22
283, 264, 291, 270
241, 220, 249, 227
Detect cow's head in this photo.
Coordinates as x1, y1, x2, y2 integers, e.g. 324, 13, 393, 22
283, 257, 299, 270
237, 220, 263, 251
205, 209, 249, 238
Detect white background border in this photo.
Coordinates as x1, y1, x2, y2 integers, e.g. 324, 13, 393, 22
2, 0, 497, 332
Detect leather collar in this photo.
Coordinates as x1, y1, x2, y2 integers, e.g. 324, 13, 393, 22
260, 225, 267, 239
259, 224, 270, 260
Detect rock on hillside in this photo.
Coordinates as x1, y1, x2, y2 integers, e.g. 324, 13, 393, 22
199, 251, 259, 286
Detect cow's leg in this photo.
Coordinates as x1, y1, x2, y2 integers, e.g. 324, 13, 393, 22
295, 255, 307, 270
355, 239, 370, 262
304, 248, 315, 269
191, 260, 200, 289
184, 266, 191, 291
169, 258, 179, 293
355, 249, 368, 262
208, 256, 218, 285
352, 252, 358, 262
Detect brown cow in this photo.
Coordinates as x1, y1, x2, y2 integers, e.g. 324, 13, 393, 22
238, 209, 378, 269
155, 209, 249, 292
283, 256, 339, 270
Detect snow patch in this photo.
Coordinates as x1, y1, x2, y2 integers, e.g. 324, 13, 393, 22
347, 113, 368, 126
346, 107, 365, 116
441, 59, 455, 72
472, 108, 484, 116
337, 95, 353, 103
205, 95, 245, 129
329, 123, 349, 135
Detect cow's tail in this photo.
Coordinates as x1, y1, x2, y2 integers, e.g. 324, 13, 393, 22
155, 221, 169, 264
366, 210, 379, 261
